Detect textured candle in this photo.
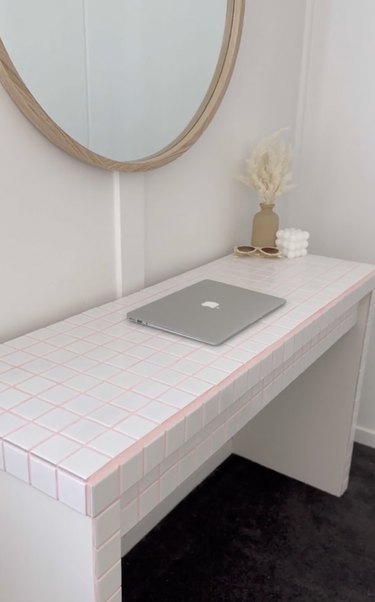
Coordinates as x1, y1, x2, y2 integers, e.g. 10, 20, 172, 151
276, 228, 310, 258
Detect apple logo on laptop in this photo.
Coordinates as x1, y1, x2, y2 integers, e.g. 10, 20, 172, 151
201, 301, 220, 309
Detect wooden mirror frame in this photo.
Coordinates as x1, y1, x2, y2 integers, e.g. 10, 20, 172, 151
0, 0, 245, 172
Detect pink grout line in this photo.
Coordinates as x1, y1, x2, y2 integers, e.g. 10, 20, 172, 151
86, 271, 375, 488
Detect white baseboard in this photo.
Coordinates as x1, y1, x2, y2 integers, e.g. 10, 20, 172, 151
355, 426, 375, 449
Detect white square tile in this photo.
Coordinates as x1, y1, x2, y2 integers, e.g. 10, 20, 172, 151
211, 356, 242, 373
7, 423, 52, 450
30, 456, 57, 498
120, 452, 143, 493
234, 372, 248, 399
64, 395, 103, 416
177, 377, 212, 396
0, 388, 30, 410
196, 367, 227, 385
94, 500, 121, 547
203, 393, 220, 425
65, 356, 98, 372
60, 447, 109, 479
24, 342, 56, 357
65, 374, 101, 392
173, 359, 204, 376
104, 339, 134, 354
95, 532, 121, 578
22, 358, 56, 374
138, 466, 159, 493
153, 368, 185, 386
86, 347, 118, 362
42, 366, 78, 383
36, 408, 78, 431
95, 561, 121, 602
0, 413, 26, 436
185, 407, 203, 440
13, 398, 53, 420
138, 401, 177, 423
33, 434, 81, 464
187, 349, 217, 365
220, 383, 234, 411
0, 361, 10, 375
179, 450, 196, 482
166, 421, 185, 456
89, 382, 125, 402
84, 332, 113, 346
91, 468, 120, 517
62, 418, 106, 443
17, 376, 54, 395
120, 484, 137, 508
139, 482, 159, 519
111, 391, 149, 412
160, 464, 179, 500
89, 405, 129, 428
65, 340, 96, 355
58, 470, 87, 514
120, 499, 138, 536
142, 337, 171, 351
3, 442, 29, 482
107, 354, 138, 370
164, 342, 193, 357
196, 436, 212, 466
40, 385, 78, 404
123, 330, 151, 344
147, 352, 176, 368
47, 349, 78, 364
45, 334, 76, 348
144, 435, 164, 474
133, 380, 169, 399
0, 442, 4, 471
1, 350, 34, 367
85, 363, 120, 380
127, 345, 155, 360
115, 415, 156, 439
68, 325, 96, 339
89, 431, 135, 458
157, 388, 195, 409
1, 368, 30, 386
109, 373, 142, 391
129, 362, 160, 378
0, 344, 16, 358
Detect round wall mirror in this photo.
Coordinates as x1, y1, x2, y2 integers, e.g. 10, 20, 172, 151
0, 0, 244, 171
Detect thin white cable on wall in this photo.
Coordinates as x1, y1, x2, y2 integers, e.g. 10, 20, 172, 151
113, 170, 123, 298
294, 0, 316, 161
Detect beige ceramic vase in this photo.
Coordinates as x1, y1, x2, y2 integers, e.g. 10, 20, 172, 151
251, 202, 279, 247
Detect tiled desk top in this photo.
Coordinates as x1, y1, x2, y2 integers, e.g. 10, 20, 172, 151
0, 254, 374, 514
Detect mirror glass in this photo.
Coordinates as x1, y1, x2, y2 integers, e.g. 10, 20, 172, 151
0, 0, 233, 165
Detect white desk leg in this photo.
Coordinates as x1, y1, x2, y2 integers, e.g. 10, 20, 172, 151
0, 471, 96, 602
232, 295, 372, 496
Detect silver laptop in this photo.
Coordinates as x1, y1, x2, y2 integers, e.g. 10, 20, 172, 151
127, 279, 286, 345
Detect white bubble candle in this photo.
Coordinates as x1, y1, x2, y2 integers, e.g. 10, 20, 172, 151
276, 228, 310, 259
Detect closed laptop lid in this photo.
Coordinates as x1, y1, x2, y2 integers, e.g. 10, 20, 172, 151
127, 279, 286, 346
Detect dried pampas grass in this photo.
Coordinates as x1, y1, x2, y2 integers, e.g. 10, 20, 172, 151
238, 129, 295, 204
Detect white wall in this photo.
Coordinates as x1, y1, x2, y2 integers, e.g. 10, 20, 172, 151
0, 86, 116, 342
288, 0, 375, 444
0, 0, 307, 348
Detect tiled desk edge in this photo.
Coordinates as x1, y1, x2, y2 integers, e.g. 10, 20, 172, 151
89, 302, 365, 601
0, 269, 374, 522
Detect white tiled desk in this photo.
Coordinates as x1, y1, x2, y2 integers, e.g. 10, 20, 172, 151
1, 254, 375, 602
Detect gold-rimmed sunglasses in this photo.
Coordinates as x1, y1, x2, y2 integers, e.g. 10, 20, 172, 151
234, 245, 281, 258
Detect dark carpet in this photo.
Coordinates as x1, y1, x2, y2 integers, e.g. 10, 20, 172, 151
122, 444, 375, 601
